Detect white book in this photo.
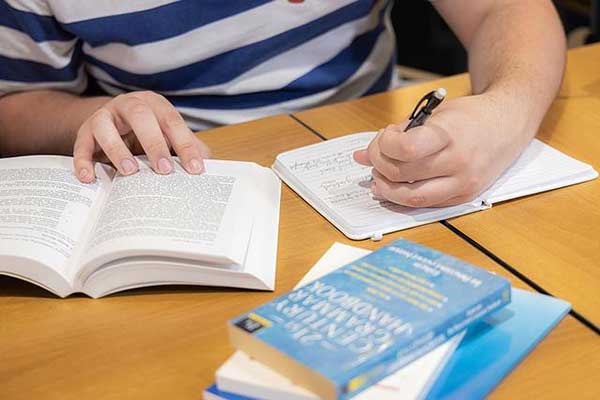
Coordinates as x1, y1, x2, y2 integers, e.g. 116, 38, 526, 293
0, 155, 280, 298
273, 132, 598, 240
213, 243, 465, 400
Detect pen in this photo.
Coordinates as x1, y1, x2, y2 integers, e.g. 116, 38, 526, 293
368, 88, 446, 184
405, 87, 446, 131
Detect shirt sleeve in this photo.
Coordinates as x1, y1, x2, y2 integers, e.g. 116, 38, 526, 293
0, 1, 87, 96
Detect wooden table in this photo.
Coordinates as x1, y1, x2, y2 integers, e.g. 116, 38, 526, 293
295, 44, 600, 330
2, 108, 599, 399
2, 48, 600, 400
448, 96, 600, 328
560, 43, 600, 99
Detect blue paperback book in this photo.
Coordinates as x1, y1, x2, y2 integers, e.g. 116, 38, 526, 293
426, 288, 570, 400
204, 384, 250, 400
209, 289, 568, 400
228, 239, 511, 400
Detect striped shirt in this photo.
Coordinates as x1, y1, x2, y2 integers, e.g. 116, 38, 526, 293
0, 0, 398, 130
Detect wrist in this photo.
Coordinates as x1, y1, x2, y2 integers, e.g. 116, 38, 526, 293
477, 89, 540, 146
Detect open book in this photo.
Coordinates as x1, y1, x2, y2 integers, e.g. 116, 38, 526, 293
0, 156, 280, 298
273, 132, 598, 240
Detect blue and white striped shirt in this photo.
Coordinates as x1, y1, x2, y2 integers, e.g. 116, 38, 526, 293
0, 0, 397, 130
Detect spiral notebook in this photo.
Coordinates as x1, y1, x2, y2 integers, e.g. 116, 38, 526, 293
273, 132, 598, 240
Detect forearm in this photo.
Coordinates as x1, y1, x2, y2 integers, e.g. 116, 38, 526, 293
0, 90, 111, 156
435, 0, 566, 141
466, 1, 566, 135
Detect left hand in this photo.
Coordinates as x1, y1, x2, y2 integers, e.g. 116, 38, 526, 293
353, 94, 533, 207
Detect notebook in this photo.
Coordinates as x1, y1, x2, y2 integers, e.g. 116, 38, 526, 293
209, 243, 465, 400
272, 132, 598, 240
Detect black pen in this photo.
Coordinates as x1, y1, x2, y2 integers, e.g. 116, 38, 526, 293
404, 87, 446, 131
367, 88, 447, 185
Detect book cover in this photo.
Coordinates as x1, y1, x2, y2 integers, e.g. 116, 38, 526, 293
228, 239, 511, 400
215, 243, 464, 400
203, 383, 251, 400
426, 288, 571, 400
209, 290, 567, 400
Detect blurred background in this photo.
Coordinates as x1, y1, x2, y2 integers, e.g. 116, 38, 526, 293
392, 0, 599, 81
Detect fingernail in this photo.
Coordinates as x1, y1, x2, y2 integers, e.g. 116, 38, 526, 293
189, 159, 203, 174
121, 159, 137, 175
158, 157, 172, 174
79, 168, 89, 180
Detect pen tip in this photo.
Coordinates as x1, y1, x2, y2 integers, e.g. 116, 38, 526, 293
434, 88, 447, 99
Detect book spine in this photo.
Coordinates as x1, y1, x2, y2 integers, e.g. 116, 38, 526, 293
338, 282, 510, 400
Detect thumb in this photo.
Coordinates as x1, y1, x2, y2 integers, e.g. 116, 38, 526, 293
353, 149, 372, 166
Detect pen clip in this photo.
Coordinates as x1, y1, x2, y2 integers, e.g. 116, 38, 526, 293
409, 90, 436, 120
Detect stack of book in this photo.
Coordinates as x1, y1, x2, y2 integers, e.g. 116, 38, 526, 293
204, 240, 571, 400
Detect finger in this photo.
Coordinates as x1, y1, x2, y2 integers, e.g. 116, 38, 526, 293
364, 128, 391, 170
353, 149, 371, 166
115, 96, 173, 174
371, 149, 463, 183
147, 94, 206, 174
378, 122, 450, 162
194, 135, 212, 159
366, 134, 398, 179
353, 129, 384, 166
434, 193, 478, 207
73, 123, 97, 183
90, 109, 138, 176
371, 169, 461, 208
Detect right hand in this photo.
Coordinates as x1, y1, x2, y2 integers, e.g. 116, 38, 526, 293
73, 91, 211, 183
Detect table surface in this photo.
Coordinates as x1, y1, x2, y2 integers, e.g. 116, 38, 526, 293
295, 43, 600, 330
560, 44, 600, 99
2, 46, 600, 400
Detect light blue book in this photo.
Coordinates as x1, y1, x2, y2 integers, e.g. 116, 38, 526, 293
207, 289, 568, 400
203, 384, 252, 400
426, 288, 571, 400
228, 239, 510, 400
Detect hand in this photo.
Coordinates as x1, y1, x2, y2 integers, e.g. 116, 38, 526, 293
73, 91, 211, 183
353, 94, 533, 207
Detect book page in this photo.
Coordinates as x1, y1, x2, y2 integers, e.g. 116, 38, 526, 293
275, 133, 475, 238
79, 159, 253, 278
79, 162, 279, 298
0, 156, 113, 279
478, 139, 598, 204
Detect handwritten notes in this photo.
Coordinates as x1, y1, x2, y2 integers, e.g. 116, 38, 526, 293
277, 133, 423, 230
274, 132, 597, 239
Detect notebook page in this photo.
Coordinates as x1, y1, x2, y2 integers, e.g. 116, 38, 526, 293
275, 133, 476, 238
478, 139, 597, 204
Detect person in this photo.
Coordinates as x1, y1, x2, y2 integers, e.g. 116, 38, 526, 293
0, 1, 565, 207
